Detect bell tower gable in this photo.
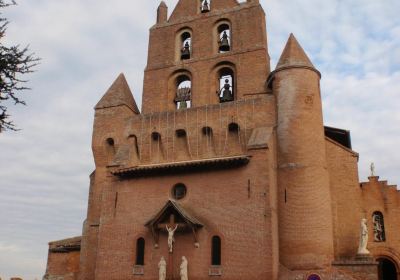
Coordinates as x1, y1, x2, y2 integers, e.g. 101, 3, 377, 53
143, 0, 270, 114
168, 0, 240, 23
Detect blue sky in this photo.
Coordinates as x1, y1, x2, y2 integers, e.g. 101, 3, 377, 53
0, 0, 399, 279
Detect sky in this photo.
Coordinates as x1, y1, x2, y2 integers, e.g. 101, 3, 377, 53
0, 0, 399, 279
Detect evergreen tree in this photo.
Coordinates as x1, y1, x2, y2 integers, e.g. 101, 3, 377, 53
0, 0, 39, 132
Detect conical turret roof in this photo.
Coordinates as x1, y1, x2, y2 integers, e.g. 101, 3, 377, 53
95, 73, 140, 113
276, 34, 315, 70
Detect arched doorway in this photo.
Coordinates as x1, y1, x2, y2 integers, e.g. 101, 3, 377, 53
378, 258, 398, 280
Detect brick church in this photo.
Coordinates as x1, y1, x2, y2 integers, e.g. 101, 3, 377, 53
43, 1, 400, 279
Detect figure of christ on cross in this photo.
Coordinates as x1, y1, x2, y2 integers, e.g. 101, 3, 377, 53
166, 224, 178, 253
157, 214, 187, 280
158, 214, 186, 253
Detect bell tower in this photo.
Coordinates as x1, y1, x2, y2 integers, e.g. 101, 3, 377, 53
142, 0, 271, 113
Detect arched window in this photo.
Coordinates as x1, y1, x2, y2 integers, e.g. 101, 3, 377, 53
211, 236, 221, 266
201, 0, 210, 13
372, 211, 386, 242
175, 75, 192, 109
180, 32, 192, 60
135, 238, 145, 265
218, 24, 231, 53
217, 68, 234, 103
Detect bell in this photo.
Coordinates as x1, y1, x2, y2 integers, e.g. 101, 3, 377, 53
219, 31, 230, 52
201, 0, 210, 13
220, 79, 233, 103
181, 42, 191, 60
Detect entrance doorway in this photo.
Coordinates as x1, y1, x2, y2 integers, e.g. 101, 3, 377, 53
378, 258, 398, 280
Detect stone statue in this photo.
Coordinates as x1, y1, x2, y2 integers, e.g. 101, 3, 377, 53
158, 256, 167, 280
370, 162, 375, 177
357, 218, 370, 255
166, 224, 178, 253
180, 256, 188, 280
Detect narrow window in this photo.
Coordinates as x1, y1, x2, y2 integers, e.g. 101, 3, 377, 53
105, 138, 116, 163
175, 75, 192, 109
217, 68, 234, 103
136, 238, 145, 265
218, 24, 231, 53
201, 0, 210, 13
211, 236, 221, 265
372, 211, 386, 242
180, 32, 192, 60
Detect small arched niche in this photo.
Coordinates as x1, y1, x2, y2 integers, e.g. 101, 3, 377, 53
200, 0, 211, 13
150, 131, 165, 163
128, 134, 140, 165
225, 122, 242, 155
201, 126, 216, 157
175, 75, 192, 110
175, 129, 191, 161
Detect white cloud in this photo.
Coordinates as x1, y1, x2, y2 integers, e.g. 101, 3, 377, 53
0, 0, 399, 278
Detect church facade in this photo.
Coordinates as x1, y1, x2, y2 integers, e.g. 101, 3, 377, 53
43, 1, 400, 280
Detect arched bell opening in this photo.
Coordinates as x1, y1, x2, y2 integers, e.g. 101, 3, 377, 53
217, 67, 235, 103
180, 32, 192, 60
200, 0, 211, 13
218, 24, 231, 53
175, 75, 192, 110
378, 257, 398, 280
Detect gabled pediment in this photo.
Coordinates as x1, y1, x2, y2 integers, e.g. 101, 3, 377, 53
145, 200, 203, 247
145, 199, 203, 229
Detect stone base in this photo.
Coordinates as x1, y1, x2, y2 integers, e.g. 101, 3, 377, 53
333, 256, 378, 280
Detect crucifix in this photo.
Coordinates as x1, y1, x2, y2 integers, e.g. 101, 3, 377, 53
157, 214, 186, 253
157, 214, 186, 280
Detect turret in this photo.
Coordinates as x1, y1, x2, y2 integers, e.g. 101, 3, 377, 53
157, 1, 168, 24
269, 34, 334, 270
93, 73, 140, 168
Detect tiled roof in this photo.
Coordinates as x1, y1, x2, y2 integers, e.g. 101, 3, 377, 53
112, 155, 251, 177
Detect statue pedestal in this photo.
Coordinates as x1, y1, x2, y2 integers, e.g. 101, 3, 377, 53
333, 257, 378, 280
